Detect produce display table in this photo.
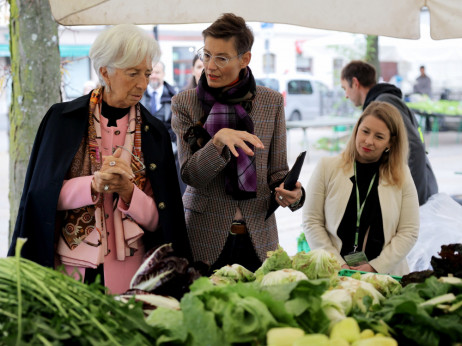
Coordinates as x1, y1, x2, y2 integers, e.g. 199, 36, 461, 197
407, 100, 462, 147
286, 116, 358, 154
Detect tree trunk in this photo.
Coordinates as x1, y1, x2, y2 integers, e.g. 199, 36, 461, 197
365, 35, 381, 82
8, 0, 61, 240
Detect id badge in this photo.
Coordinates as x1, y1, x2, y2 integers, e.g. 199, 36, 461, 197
344, 251, 369, 267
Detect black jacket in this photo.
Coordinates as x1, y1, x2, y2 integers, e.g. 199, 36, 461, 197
364, 83, 438, 205
8, 93, 193, 266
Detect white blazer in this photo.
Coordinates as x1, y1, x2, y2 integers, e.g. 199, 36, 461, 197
302, 156, 419, 276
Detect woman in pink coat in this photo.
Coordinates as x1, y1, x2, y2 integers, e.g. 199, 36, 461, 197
9, 24, 192, 294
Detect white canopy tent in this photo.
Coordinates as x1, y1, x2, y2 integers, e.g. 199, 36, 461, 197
48, 0, 462, 40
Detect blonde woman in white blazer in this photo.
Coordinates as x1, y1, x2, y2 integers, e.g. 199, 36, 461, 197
302, 101, 419, 276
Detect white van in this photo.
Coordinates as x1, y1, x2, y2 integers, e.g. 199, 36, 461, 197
255, 74, 334, 121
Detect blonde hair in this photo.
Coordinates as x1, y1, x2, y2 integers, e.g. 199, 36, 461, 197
341, 101, 409, 187
89, 24, 160, 88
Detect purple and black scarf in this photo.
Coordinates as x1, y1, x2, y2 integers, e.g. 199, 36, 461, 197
183, 67, 257, 200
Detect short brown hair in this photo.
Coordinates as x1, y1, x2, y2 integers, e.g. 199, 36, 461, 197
341, 60, 376, 88
202, 13, 254, 54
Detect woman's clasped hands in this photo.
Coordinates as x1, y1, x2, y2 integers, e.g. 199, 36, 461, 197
91, 148, 135, 203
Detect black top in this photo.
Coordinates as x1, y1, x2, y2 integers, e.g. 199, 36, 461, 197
337, 160, 384, 261
101, 100, 130, 127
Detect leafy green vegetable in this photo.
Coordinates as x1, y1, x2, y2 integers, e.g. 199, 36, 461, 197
0, 238, 154, 345
260, 269, 308, 286
407, 100, 462, 117
181, 291, 228, 346
292, 249, 341, 280
210, 263, 255, 285
254, 246, 292, 282
352, 276, 462, 345
145, 307, 189, 345
221, 295, 278, 343
321, 289, 353, 328
336, 277, 385, 312
276, 279, 331, 334
359, 273, 402, 298
173, 276, 332, 344
179, 277, 294, 345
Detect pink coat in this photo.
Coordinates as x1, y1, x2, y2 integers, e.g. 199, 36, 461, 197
57, 115, 158, 294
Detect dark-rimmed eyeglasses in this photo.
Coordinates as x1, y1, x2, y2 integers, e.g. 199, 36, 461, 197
197, 47, 243, 68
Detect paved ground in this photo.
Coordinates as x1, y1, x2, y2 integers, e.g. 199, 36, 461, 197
1, 126, 461, 258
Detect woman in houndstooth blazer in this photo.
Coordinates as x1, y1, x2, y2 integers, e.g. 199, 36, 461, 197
172, 13, 304, 272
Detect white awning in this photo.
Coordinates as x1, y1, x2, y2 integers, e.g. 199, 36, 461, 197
48, 0, 462, 40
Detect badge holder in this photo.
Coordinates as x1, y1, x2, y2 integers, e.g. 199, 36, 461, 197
344, 250, 369, 267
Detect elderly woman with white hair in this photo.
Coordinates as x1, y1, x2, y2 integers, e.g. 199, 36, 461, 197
8, 24, 193, 294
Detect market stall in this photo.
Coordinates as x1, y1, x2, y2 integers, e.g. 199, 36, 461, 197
2, 239, 461, 345
407, 99, 462, 147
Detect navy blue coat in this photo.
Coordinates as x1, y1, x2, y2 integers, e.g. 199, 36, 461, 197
8, 93, 193, 266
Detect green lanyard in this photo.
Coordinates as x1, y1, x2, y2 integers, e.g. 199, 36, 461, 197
353, 161, 376, 252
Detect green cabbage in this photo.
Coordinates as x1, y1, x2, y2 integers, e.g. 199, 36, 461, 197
321, 289, 353, 329
336, 277, 385, 312
255, 246, 292, 282
359, 273, 402, 297
209, 275, 237, 286
292, 249, 341, 280
221, 295, 278, 343
145, 307, 188, 345
179, 277, 289, 345
260, 269, 308, 286
210, 264, 256, 285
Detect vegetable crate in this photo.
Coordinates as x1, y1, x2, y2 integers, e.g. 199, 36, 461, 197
338, 269, 402, 282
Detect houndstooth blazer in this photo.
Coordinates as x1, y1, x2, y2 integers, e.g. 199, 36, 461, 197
171, 86, 289, 265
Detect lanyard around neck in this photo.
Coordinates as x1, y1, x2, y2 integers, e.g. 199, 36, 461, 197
353, 161, 376, 252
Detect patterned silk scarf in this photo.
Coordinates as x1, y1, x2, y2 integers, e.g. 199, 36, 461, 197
60, 87, 146, 262
186, 67, 257, 200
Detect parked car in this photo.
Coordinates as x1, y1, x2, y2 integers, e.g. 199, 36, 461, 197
255, 74, 334, 121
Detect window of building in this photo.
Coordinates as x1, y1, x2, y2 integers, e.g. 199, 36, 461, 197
296, 54, 312, 73
172, 46, 197, 89
262, 52, 276, 74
